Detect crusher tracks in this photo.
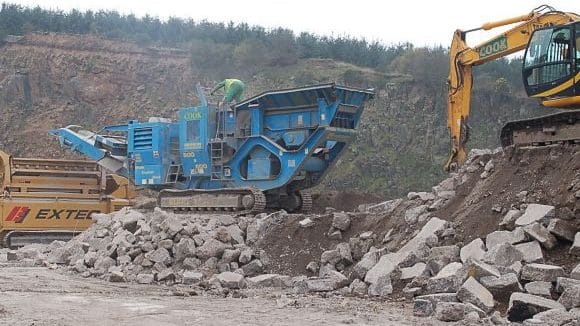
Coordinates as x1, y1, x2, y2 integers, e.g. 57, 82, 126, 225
501, 110, 580, 148
158, 187, 266, 215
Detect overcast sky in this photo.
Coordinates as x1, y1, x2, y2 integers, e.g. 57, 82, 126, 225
9, 0, 580, 47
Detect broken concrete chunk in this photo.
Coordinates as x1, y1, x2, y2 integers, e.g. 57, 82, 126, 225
515, 241, 544, 263
405, 205, 429, 225
182, 271, 204, 285
570, 233, 580, 256
368, 275, 393, 297
332, 212, 351, 231
434, 302, 484, 322
413, 299, 433, 317
425, 262, 467, 294
515, 204, 555, 227
457, 277, 495, 313
216, 271, 246, 289
529, 308, 574, 326
486, 229, 526, 250
500, 209, 523, 230
558, 284, 580, 309
136, 273, 154, 284
483, 242, 523, 267
460, 238, 486, 263
547, 219, 576, 241
507, 292, 564, 322
525, 281, 552, 299
480, 273, 522, 297
400, 263, 427, 281
523, 223, 557, 250
521, 263, 566, 283
468, 259, 501, 279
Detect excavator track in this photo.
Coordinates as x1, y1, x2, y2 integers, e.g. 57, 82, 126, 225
158, 187, 266, 215
298, 191, 313, 214
501, 110, 580, 148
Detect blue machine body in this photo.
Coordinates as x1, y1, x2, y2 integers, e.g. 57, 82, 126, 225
50, 83, 374, 196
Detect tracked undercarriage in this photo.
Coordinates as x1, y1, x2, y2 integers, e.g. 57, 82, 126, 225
157, 188, 312, 215
501, 110, 580, 148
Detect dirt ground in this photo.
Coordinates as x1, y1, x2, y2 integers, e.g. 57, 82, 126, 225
0, 263, 446, 326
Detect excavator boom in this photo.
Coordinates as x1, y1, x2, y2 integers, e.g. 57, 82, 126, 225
446, 5, 580, 171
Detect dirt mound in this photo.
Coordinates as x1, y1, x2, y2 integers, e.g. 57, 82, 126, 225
311, 191, 381, 213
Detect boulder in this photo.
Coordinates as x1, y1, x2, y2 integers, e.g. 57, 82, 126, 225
413, 299, 433, 317
525, 281, 552, 299
570, 233, 580, 256
460, 238, 486, 263
335, 242, 353, 266
527, 309, 574, 326
136, 273, 154, 284
368, 275, 393, 297
246, 274, 289, 288
515, 204, 555, 227
109, 271, 125, 283
558, 284, 580, 309
239, 248, 253, 264
182, 271, 204, 285
547, 219, 576, 242
500, 209, 522, 230
173, 238, 196, 262
415, 293, 458, 306
434, 302, 484, 322
216, 271, 246, 289
523, 223, 557, 250
197, 238, 230, 260
483, 242, 523, 267
425, 262, 467, 294
144, 247, 171, 265
486, 229, 526, 250
468, 259, 501, 279
405, 205, 429, 224
241, 259, 263, 277
320, 249, 341, 266
515, 241, 544, 263
507, 293, 564, 322
400, 263, 427, 281
480, 273, 523, 297
457, 277, 495, 313
521, 264, 565, 283
348, 279, 368, 296
352, 248, 383, 280
332, 212, 351, 231
571, 263, 580, 280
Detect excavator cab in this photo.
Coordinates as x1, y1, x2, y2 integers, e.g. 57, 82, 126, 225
522, 22, 579, 107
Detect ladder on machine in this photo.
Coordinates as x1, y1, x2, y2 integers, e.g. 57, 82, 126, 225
210, 100, 232, 181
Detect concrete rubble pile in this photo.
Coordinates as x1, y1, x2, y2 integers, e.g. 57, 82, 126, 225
9, 146, 580, 324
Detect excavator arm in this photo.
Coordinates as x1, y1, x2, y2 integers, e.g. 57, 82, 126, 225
445, 5, 580, 171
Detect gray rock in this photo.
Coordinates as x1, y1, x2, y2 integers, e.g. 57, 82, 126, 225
239, 247, 253, 264
460, 238, 486, 263
183, 257, 202, 270
523, 223, 557, 250
156, 269, 175, 282
486, 229, 526, 250
515, 204, 555, 227
173, 238, 196, 262
216, 271, 246, 289
349, 237, 372, 261
508, 293, 564, 322
425, 262, 467, 294
299, 218, 315, 228
349, 279, 368, 296
571, 264, 580, 280
144, 247, 171, 265
405, 205, 429, 224
306, 278, 338, 292
332, 212, 351, 231
468, 259, 501, 279
500, 209, 523, 230
365, 218, 447, 287
483, 242, 523, 267
529, 308, 574, 326
94, 256, 116, 274
556, 277, 580, 294
158, 239, 173, 250
558, 285, 580, 309
226, 225, 245, 244
109, 271, 125, 283
136, 273, 154, 284
182, 271, 203, 285
335, 242, 353, 266
197, 238, 229, 260
570, 233, 580, 256
247, 274, 289, 288
547, 219, 576, 242
480, 273, 523, 297
352, 248, 383, 280
161, 216, 184, 237
221, 248, 241, 264
400, 263, 427, 281
521, 264, 566, 283
241, 259, 263, 277
415, 293, 458, 306
413, 299, 433, 317
457, 277, 495, 313
515, 241, 544, 263
368, 275, 393, 297
306, 261, 319, 274
434, 302, 483, 322
320, 249, 341, 266
525, 281, 552, 299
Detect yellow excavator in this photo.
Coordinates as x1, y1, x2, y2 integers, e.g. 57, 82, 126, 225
446, 5, 580, 171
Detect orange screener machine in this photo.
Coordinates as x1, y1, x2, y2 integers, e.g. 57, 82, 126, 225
0, 150, 134, 247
